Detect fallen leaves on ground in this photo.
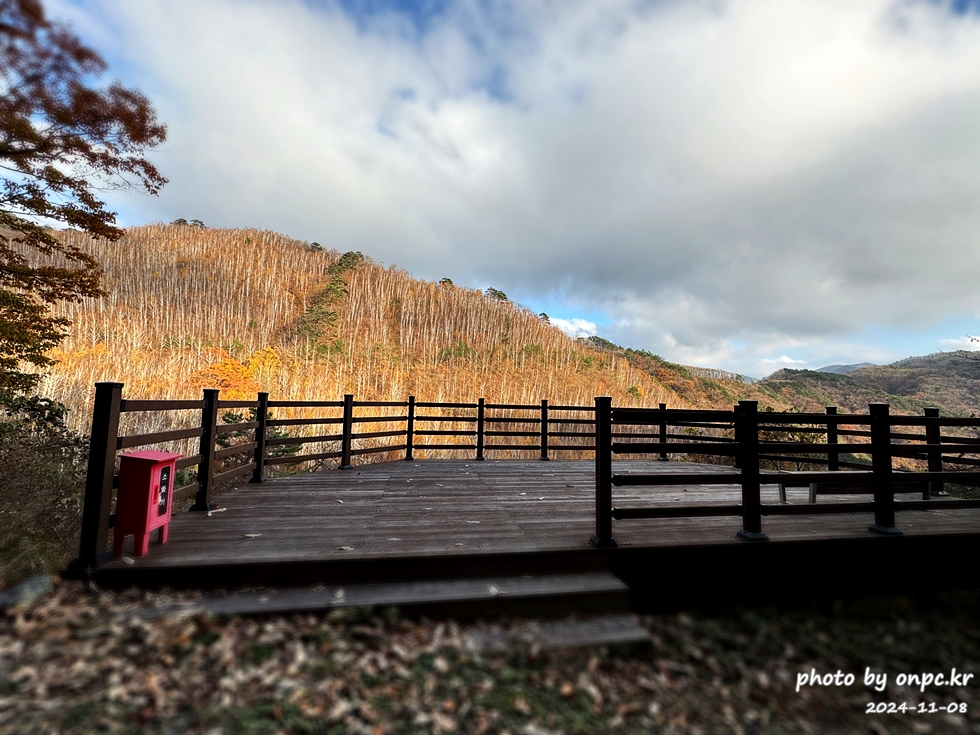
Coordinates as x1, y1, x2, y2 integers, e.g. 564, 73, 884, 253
1, 581, 980, 734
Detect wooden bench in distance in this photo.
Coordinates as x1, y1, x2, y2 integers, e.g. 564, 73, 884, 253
776, 476, 930, 504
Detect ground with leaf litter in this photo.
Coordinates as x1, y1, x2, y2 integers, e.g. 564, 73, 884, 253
2, 580, 980, 734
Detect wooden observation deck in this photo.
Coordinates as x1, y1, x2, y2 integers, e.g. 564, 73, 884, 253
63, 386, 980, 616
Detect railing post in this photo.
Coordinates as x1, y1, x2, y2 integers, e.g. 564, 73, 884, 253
69, 381, 123, 570
732, 403, 741, 469
250, 392, 269, 483
339, 393, 354, 469
826, 406, 839, 472
658, 402, 668, 461
736, 400, 767, 542
405, 395, 415, 461
476, 398, 485, 461
540, 399, 550, 460
924, 407, 944, 499
869, 403, 901, 535
590, 396, 616, 548
191, 388, 219, 510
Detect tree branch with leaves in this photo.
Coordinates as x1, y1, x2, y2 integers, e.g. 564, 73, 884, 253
0, 0, 166, 391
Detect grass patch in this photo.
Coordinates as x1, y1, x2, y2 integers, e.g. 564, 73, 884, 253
245, 643, 277, 666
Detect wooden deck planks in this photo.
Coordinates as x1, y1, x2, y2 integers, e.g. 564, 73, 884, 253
117, 459, 980, 571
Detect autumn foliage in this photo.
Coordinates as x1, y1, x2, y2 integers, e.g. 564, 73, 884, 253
0, 0, 166, 391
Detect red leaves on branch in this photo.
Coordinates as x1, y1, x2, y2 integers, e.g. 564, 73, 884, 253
0, 0, 167, 390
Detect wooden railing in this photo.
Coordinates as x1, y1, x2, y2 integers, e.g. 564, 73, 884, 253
70, 383, 598, 568
72, 382, 980, 569
590, 398, 980, 547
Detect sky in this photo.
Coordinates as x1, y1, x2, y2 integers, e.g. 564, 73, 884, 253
47, 0, 980, 377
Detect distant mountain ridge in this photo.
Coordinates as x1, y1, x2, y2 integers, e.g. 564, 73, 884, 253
815, 362, 876, 375
583, 336, 980, 416
890, 351, 958, 368
760, 350, 980, 416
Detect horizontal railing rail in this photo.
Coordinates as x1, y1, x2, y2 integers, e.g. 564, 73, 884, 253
120, 399, 205, 412
590, 399, 980, 547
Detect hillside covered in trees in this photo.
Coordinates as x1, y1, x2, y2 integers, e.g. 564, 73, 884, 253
760, 352, 980, 417
31, 225, 682, 435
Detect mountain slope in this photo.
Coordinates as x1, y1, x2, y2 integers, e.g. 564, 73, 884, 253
30, 225, 678, 435
582, 338, 798, 411
585, 337, 980, 417
766, 352, 980, 417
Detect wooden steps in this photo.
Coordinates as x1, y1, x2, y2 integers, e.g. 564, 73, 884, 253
84, 546, 615, 591
138, 572, 631, 620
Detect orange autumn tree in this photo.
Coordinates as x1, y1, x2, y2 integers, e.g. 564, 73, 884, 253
189, 348, 301, 463
189, 352, 261, 400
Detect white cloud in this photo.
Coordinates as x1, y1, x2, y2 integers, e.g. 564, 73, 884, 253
939, 336, 980, 351
550, 317, 598, 339
50, 0, 980, 374
762, 355, 807, 365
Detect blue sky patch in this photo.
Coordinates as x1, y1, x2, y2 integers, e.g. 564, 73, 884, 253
334, 0, 453, 35
949, 0, 980, 15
